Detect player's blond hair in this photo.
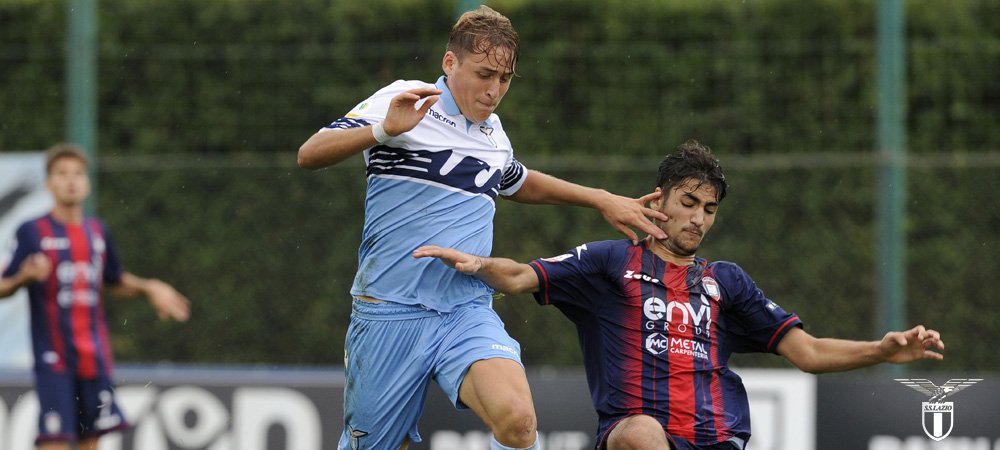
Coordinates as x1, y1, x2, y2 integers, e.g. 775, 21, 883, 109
45, 142, 89, 175
447, 5, 520, 75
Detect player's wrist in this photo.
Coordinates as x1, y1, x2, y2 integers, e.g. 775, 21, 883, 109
372, 122, 395, 144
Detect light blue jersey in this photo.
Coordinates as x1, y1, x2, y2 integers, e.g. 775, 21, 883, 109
323, 76, 528, 312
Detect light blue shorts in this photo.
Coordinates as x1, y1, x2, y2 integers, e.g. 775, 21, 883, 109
338, 298, 523, 450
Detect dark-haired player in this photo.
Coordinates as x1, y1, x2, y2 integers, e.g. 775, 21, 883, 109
415, 139, 944, 450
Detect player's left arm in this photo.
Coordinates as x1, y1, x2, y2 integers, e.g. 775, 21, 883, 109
106, 272, 191, 322
776, 325, 944, 374
413, 245, 539, 295
505, 169, 668, 244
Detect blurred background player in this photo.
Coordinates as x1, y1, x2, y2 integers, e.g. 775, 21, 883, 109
0, 143, 191, 450
298, 5, 668, 450
414, 140, 945, 450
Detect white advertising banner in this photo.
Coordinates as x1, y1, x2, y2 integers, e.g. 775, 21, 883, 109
0, 152, 51, 369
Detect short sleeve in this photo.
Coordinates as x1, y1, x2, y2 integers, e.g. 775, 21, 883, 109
2, 223, 35, 279
712, 262, 802, 354
96, 220, 124, 285
529, 241, 625, 322
318, 80, 412, 131
498, 158, 528, 196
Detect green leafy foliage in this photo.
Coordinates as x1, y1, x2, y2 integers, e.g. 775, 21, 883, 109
1, 0, 997, 371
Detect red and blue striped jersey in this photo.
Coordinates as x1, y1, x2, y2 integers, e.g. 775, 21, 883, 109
529, 239, 802, 446
2, 214, 123, 378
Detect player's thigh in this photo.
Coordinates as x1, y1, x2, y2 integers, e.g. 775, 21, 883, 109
77, 376, 128, 436
33, 370, 78, 443
457, 357, 534, 426
433, 305, 532, 416
342, 302, 437, 448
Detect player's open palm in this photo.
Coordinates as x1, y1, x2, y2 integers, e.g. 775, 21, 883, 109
880, 325, 944, 363
382, 88, 442, 136
146, 280, 191, 322
597, 191, 669, 244
413, 245, 481, 275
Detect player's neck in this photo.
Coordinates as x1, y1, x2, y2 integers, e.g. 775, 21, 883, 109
646, 235, 696, 266
50, 203, 85, 224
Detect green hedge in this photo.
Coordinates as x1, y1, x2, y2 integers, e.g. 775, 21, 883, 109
2, 0, 998, 372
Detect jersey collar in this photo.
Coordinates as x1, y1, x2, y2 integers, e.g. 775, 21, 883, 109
436, 76, 495, 132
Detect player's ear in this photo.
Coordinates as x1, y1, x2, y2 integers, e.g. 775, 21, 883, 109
442, 51, 457, 76
650, 187, 665, 210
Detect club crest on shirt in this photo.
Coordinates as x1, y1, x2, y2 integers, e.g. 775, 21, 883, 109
348, 425, 369, 450
479, 124, 497, 147
702, 277, 721, 301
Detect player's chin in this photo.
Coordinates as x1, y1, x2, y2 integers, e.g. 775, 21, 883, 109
677, 241, 701, 256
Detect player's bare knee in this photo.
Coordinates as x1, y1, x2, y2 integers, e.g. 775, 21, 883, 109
609, 415, 669, 450
494, 402, 537, 446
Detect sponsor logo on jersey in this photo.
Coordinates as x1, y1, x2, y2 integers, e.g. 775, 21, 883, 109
625, 270, 660, 284
644, 333, 709, 358
492, 344, 519, 356
428, 108, 457, 127
643, 295, 712, 338
41, 237, 71, 250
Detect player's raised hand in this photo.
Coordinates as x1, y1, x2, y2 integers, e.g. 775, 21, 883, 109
145, 280, 191, 322
596, 191, 669, 245
381, 88, 443, 137
413, 245, 483, 275
880, 325, 945, 364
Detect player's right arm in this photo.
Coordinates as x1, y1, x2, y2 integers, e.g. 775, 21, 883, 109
413, 245, 539, 295
0, 253, 50, 298
297, 87, 441, 170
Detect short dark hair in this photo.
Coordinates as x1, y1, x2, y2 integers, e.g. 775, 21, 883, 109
656, 140, 728, 202
45, 142, 89, 175
447, 5, 520, 75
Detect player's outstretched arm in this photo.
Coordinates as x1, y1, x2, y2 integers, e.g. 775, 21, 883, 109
0, 253, 50, 298
413, 245, 539, 295
776, 326, 944, 374
505, 170, 668, 244
107, 273, 191, 322
297, 87, 441, 170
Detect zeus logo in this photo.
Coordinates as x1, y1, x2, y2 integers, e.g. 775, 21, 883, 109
624, 270, 660, 284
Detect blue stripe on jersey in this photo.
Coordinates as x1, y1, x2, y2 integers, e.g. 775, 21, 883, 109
325, 117, 370, 130
499, 158, 525, 192
366, 146, 502, 201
